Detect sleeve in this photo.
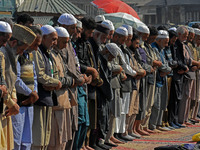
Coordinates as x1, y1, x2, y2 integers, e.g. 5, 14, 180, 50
33, 50, 59, 86
15, 61, 32, 96
118, 52, 136, 76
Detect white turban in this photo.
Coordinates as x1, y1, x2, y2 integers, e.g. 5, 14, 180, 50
157, 30, 169, 39
136, 25, 150, 34
122, 24, 133, 35
41, 25, 56, 36
0, 21, 12, 33
194, 28, 200, 36
58, 13, 77, 25
115, 27, 128, 36
105, 43, 119, 58
55, 27, 69, 38
101, 20, 114, 31
95, 15, 105, 23
77, 20, 82, 29
168, 27, 177, 32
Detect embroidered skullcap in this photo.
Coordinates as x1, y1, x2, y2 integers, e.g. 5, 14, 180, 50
55, 27, 69, 38
12, 24, 36, 46
0, 21, 12, 33
194, 28, 200, 36
77, 20, 82, 29
157, 30, 169, 39
105, 43, 119, 58
58, 13, 77, 25
41, 25, 56, 36
101, 20, 114, 31
122, 24, 133, 35
115, 27, 128, 36
136, 25, 150, 34
95, 15, 105, 23
168, 27, 177, 32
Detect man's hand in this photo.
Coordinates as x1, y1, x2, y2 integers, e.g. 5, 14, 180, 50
55, 81, 62, 90
142, 70, 146, 77
153, 60, 162, 67
22, 91, 39, 105
5, 103, 20, 117
177, 70, 185, 74
0, 85, 8, 97
112, 66, 123, 76
185, 66, 189, 73
84, 74, 92, 84
151, 67, 156, 73
191, 66, 198, 72
121, 73, 127, 81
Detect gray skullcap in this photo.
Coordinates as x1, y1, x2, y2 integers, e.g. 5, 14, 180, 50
136, 25, 150, 34
187, 26, 195, 33
101, 20, 114, 31
58, 13, 77, 25
0, 21, 12, 33
157, 30, 169, 39
122, 24, 133, 35
194, 28, 200, 36
95, 15, 105, 23
77, 20, 82, 29
41, 25, 56, 35
115, 27, 128, 36
168, 27, 177, 32
105, 43, 119, 58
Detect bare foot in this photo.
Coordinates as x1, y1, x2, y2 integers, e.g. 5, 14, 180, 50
110, 136, 125, 144
85, 146, 94, 150
136, 129, 150, 136
144, 128, 155, 133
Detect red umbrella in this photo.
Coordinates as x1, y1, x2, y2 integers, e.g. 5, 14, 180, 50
91, 0, 140, 20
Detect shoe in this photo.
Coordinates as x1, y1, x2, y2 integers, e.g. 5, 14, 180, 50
156, 126, 170, 131
169, 122, 180, 129
90, 145, 105, 150
189, 119, 199, 123
175, 123, 186, 128
128, 132, 141, 138
114, 133, 127, 143
104, 142, 118, 147
120, 134, 135, 141
167, 126, 175, 130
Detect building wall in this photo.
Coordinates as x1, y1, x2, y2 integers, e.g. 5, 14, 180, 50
0, 0, 15, 17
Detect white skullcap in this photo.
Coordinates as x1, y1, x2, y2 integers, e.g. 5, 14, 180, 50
157, 30, 169, 39
95, 15, 105, 23
168, 27, 177, 32
105, 43, 119, 58
58, 13, 77, 25
194, 28, 200, 36
0, 21, 12, 33
115, 27, 128, 36
41, 25, 56, 36
55, 27, 69, 38
101, 20, 114, 31
136, 25, 150, 34
187, 26, 195, 33
122, 24, 133, 35
77, 20, 82, 29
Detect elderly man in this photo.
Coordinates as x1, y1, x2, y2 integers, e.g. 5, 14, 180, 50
149, 30, 171, 131
168, 26, 190, 128
47, 27, 73, 150
57, 13, 88, 150
12, 25, 41, 150
141, 26, 162, 133
0, 23, 36, 150
177, 27, 198, 126
0, 21, 15, 150
111, 26, 137, 141
133, 25, 153, 136
32, 25, 62, 150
